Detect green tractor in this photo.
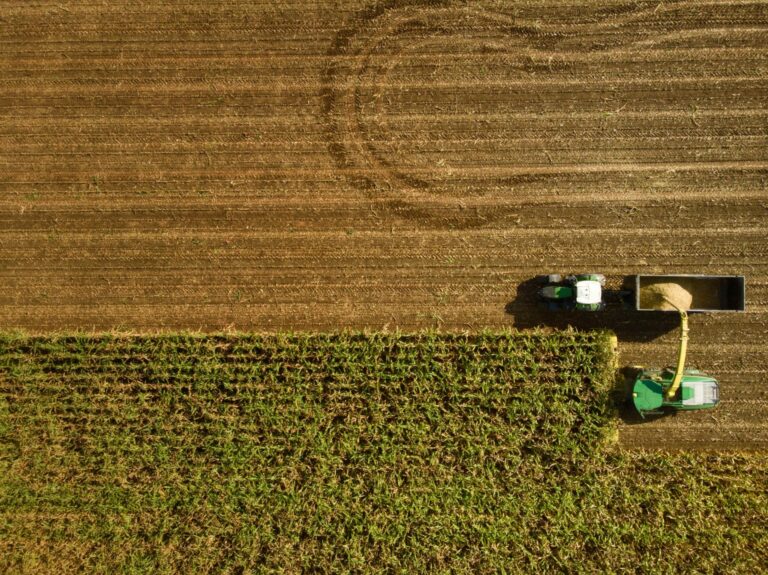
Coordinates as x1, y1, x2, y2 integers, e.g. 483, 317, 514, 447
631, 309, 720, 417
539, 273, 606, 312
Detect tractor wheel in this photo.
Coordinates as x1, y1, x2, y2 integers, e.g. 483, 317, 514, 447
594, 274, 606, 286
547, 274, 562, 284
576, 273, 606, 285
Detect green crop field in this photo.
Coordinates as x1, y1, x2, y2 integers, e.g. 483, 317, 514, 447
1, 331, 766, 574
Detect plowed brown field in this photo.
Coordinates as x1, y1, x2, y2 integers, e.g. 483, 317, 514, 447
1, 0, 766, 449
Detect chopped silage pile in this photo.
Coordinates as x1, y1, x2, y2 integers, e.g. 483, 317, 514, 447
639, 282, 694, 311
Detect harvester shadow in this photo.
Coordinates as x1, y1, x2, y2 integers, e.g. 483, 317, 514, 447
505, 277, 679, 343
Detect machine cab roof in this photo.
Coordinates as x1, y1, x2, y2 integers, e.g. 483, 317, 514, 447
681, 377, 719, 407
575, 280, 602, 305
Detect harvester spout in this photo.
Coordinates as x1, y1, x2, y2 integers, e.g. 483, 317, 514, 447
666, 310, 689, 399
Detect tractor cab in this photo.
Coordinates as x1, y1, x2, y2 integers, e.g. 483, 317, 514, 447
576, 280, 602, 306
539, 273, 606, 311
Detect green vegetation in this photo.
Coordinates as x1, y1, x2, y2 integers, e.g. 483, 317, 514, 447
0, 331, 765, 574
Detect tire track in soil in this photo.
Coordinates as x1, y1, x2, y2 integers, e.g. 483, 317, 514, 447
322, 0, 767, 224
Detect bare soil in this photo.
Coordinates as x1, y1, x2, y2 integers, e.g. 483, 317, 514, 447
1, 0, 767, 450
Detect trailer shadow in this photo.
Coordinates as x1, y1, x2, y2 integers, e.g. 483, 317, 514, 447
505, 276, 679, 343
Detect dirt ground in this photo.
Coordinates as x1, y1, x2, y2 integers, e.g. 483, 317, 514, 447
1, 0, 766, 450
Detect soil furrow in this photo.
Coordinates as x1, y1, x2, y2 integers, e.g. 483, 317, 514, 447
2, 0, 767, 449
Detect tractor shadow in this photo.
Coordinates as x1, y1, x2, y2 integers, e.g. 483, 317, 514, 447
505, 276, 679, 343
